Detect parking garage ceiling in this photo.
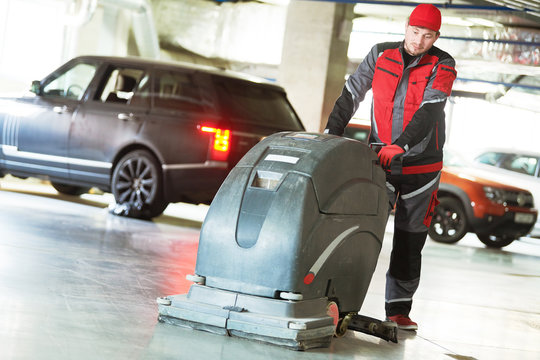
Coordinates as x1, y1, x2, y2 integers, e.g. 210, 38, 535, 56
340, 0, 539, 109
192, 1, 539, 105
78, 0, 538, 110
225, 0, 540, 25
347, 0, 540, 27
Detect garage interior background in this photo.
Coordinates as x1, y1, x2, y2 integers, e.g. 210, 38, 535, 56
0, 0, 538, 156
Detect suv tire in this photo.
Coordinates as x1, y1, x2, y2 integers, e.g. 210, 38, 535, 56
112, 150, 168, 219
429, 197, 468, 244
476, 234, 515, 248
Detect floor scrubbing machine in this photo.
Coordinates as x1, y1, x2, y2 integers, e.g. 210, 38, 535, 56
157, 132, 397, 350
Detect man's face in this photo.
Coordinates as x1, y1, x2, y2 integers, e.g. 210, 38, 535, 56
404, 24, 439, 56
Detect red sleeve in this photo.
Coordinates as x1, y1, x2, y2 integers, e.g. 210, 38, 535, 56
432, 64, 457, 96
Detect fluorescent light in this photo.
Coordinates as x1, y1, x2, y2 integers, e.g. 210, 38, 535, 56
259, 0, 290, 5
442, 16, 475, 27
467, 17, 503, 27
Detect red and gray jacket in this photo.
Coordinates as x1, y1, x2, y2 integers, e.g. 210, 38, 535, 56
325, 41, 457, 174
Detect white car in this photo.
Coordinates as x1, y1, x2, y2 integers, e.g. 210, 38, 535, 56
473, 149, 540, 238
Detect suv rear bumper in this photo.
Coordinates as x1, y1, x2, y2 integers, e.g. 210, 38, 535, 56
162, 162, 229, 204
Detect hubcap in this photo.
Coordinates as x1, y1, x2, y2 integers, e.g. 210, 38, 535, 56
115, 157, 156, 209
433, 207, 463, 238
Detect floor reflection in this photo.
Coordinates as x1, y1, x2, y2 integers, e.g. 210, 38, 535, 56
1, 178, 539, 360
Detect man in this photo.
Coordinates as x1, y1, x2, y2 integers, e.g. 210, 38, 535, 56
325, 4, 457, 330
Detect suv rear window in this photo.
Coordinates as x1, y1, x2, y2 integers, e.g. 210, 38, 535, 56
212, 76, 302, 130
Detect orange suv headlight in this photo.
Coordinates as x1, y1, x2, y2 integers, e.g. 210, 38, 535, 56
483, 186, 505, 205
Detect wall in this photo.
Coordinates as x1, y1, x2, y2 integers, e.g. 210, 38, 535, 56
0, 0, 66, 92
447, 97, 540, 157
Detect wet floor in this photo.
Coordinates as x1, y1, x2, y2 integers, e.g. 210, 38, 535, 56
1, 177, 539, 360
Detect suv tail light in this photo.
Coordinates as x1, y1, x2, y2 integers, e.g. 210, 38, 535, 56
199, 125, 231, 161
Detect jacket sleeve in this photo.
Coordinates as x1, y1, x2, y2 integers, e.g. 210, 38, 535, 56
324, 44, 378, 136
394, 56, 457, 150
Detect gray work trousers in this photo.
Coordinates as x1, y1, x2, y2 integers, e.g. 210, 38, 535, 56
384, 171, 441, 317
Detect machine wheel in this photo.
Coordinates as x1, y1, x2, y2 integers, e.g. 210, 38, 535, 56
51, 182, 90, 196
186, 274, 205, 285
156, 297, 172, 306
335, 313, 354, 337
477, 234, 515, 248
428, 197, 468, 244
112, 150, 168, 219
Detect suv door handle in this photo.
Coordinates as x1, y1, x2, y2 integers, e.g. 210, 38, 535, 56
118, 113, 135, 121
53, 105, 68, 114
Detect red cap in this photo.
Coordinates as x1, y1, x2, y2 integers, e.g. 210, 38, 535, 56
409, 4, 441, 32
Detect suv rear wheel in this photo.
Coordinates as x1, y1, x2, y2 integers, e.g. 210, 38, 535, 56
429, 197, 468, 244
476, 234, 515, 248
112, 150, 168, 219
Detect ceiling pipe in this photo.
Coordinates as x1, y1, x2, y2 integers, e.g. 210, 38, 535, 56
311, 0, 538, 13
63, 0, 98, 27
439, 35, 539, 47
457, 77, 540, 91
353, 29, 540, 47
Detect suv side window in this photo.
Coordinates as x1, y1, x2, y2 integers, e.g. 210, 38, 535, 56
97, 67, 147, 106
476, 152, 504, 166
153, 70, 203, 112
42, 63, 97, 101
501, 154, 538, 176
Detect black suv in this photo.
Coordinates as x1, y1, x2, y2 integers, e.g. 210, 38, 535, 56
0, 56, 304, 218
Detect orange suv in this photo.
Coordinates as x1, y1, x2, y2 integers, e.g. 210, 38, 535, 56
429, 150, 536, 248
342, 124, 537, 248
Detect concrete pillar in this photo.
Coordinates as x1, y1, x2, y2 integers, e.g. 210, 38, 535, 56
278, 1, 354, 132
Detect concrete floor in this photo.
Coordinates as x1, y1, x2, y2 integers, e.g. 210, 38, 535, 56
1, 177, 539, 360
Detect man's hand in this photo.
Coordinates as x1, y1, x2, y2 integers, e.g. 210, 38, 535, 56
378, 144, 405, 169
